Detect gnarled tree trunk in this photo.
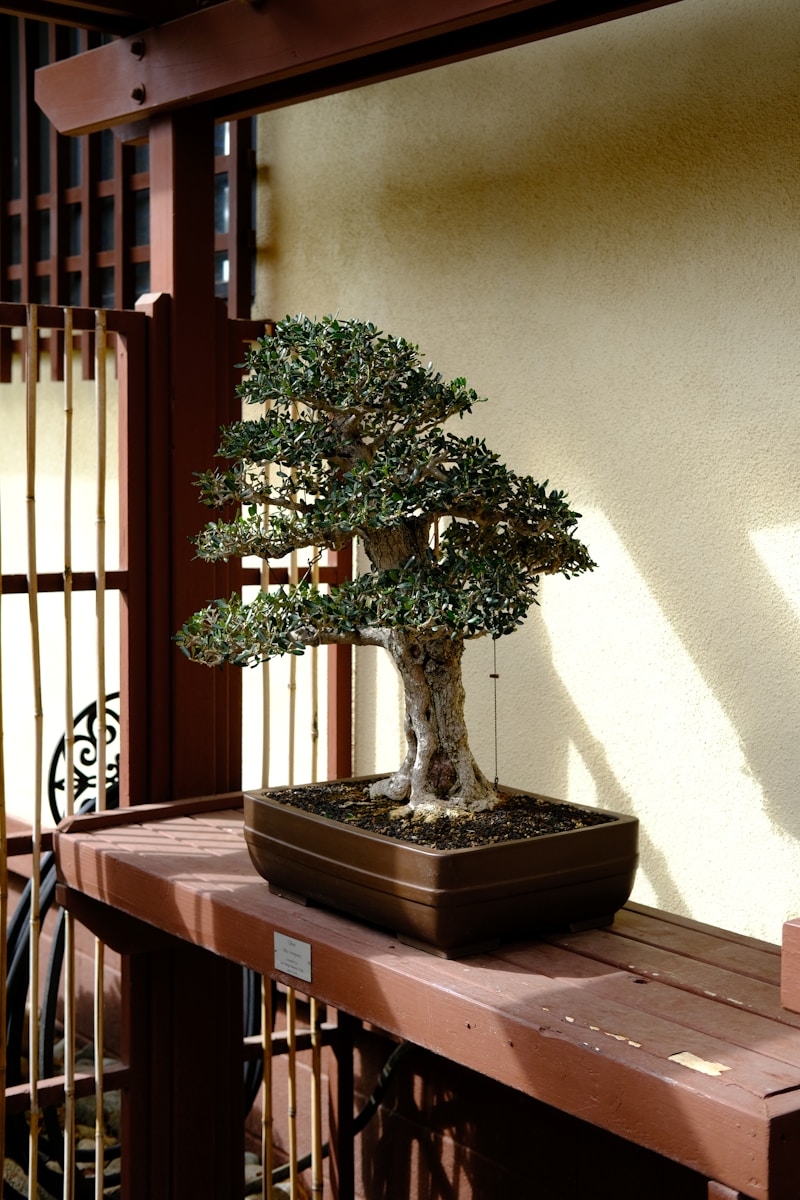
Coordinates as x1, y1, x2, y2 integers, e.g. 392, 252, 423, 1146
369, 630, 498, 813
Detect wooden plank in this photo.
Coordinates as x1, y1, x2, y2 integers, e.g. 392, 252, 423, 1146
34, 0, 690, 136
0, 569, 127, 594
56, 791, 242, 834
4, 1063, 131, 1115
609, 907, 781, 982
492, 942, 800, 1067
541, 927, 790, 1021
629, 902, 782, 957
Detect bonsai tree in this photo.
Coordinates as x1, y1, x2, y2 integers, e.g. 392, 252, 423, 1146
177, 315, 595, 815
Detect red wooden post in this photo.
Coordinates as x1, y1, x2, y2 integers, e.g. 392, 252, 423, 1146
122, 942, 245, 1200
143, 109, 242, 801
114, 307, 150, 807
327, 544, 353, 780
328, 1010, 358, 1200
781, 918, 800, 1013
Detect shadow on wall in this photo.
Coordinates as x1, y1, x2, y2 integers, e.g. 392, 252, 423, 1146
540, 509, 800, 935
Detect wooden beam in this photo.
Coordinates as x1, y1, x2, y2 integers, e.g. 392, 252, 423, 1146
35, 0, 688, 136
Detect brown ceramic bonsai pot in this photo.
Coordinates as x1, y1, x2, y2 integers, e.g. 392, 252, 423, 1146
243, 779, 639, 957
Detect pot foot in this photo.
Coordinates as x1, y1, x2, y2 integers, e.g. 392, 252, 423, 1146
567, 912, 616, 932
268, 883, 310, 906
397, 931, 502, 959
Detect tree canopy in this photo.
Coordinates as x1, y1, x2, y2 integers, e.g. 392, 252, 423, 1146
177, 315, 594, 670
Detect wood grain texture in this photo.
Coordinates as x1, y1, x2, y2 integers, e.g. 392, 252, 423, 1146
55, 804, 800, 1199
34, 0, 689, 135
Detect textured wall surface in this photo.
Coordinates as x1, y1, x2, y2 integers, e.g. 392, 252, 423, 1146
255, 0, 800, 942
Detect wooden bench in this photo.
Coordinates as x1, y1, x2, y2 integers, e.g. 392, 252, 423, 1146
54, 797, 800, 1200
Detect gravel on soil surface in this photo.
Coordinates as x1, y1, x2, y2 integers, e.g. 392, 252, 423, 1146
264, 780, 615, 851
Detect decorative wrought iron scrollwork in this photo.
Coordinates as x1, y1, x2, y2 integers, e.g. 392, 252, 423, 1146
47, 691, 120, 824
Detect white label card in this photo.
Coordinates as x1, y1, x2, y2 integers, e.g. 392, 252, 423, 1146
274, 932, 312, 983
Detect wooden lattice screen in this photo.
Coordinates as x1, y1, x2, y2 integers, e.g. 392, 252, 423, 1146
0, 12, 256, 383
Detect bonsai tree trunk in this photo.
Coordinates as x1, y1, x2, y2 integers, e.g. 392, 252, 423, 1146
369, 631, 497, 813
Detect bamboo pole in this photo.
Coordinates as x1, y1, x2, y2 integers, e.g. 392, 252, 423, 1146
62, 309, 77, 1200
309, 997, 323, 1198
260, 398, 271, 787
93, 311, 108, 1200
287, 404, 299, 789
288, 553, 298, 786
94, 310, 108, 801
25, 305, 44, 1200
286, 987, 298, 1200
261, 559, 271, 788
310, 554, 320, 785
0, 372, 7, 1179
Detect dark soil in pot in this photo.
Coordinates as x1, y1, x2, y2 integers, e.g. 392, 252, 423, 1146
270, 779, 616, 850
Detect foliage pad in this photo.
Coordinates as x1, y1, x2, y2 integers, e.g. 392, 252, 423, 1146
177, 316, 595, 811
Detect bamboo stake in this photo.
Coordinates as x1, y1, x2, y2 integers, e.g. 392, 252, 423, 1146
63, 309, 77, 1200
261, 557, 271, 787
94, 310, 108, 800
287, 549, 298, 788
63, 308, 75, 776
286, 987, 298, 1200
260, 398, 271, 787
310, 554, 320, 785
25, 305, 43, 1200
0, 388, 7, 1179
287, 404, 299, 789
93, 311, 108, 1200
261, 978, 273, 1194
309, 997, 323, 1198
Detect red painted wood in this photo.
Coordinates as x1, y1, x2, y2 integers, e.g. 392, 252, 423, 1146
145, 110, 243, 800
132, 290, 173, 800
4, 1064, 130, 1115
612, 904, 781, 971
115, 307, 149, 806
54, 804, 800, 1200
35, 0, 689, 136
781, 919, 800, 1014
122, 939, 244, 1200
328, 544, 353, 779
540, 926, 787, 1010
329, 1011, 358, 1200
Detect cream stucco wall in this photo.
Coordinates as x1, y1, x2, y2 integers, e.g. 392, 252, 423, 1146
254, 0, 800, 943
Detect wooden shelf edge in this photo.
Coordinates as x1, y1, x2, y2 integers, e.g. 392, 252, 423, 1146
781, 918, 800, 1013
